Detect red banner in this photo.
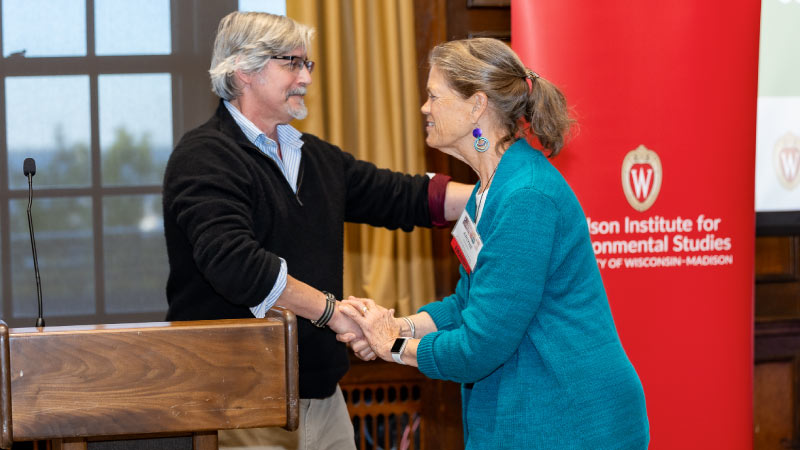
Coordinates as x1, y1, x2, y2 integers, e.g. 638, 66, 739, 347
511, 1, 759, 448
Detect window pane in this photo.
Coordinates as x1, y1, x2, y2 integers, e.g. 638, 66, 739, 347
103, 195, 168, 314
99, 73, 172, 186
239, 0, 286, 15
5, 76, 91, 189
2, 0, 86, 57
10, 197, 94, 319
95, 0, 171, 55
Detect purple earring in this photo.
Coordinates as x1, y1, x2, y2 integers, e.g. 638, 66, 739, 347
473, 128, 490, 153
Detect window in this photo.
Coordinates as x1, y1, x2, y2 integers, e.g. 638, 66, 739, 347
238, 0, 286, 15
0, 0, 236, 327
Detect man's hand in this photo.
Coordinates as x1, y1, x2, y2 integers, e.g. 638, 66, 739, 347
329, 303, 376, 360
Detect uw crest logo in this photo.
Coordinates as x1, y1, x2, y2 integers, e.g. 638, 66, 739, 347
774, 132, 800, 190
621, 145, 662, 212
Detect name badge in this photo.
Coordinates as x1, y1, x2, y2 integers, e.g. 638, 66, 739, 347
450, 209, 483, 274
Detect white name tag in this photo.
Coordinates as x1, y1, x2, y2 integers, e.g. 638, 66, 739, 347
450, 209, 483, 273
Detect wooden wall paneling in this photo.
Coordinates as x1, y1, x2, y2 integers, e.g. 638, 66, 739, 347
755, 234, 800, 450
754, 361, 794, 449
757, 282, 800, 320
413, 0, 459, 301
446, 0, 511, 41
756, 236, 800, 320
756, 236, 799, 281
754, 320, 800, 449
413, 0, 511, 300
440, 0, 511, 185
467, 0, 510, 7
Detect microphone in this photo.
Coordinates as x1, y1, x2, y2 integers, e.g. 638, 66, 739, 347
23, 158, 44, 328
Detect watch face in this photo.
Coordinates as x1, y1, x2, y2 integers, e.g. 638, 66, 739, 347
391, 338, 407, 353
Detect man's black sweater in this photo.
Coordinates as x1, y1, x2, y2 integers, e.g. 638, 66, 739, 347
163, 101, 432, 398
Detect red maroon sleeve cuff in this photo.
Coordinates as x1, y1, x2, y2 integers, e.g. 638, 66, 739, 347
428, 173, 452, 227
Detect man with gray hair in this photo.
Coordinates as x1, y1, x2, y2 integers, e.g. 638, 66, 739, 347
162, 11, 469, 450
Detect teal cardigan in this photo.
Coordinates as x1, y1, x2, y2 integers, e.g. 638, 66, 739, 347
418, 140, 650, 449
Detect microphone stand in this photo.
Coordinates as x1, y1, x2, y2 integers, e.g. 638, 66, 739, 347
26, 172, 44, 328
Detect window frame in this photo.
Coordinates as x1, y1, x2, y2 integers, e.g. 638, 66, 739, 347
0, 0, 234, 327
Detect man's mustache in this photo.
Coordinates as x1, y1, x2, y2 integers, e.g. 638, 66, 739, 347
287, 88, 306, 99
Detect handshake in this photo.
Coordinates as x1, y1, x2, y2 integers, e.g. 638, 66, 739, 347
330, 296, 413, 365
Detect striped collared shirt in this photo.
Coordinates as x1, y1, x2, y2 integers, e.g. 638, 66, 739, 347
223, 100, 305, 318
223, 100, 303, 192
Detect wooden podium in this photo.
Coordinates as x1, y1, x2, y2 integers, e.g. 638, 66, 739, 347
0, 309, 298, 449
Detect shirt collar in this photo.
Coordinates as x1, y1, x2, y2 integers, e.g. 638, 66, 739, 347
223, 100, 303, 150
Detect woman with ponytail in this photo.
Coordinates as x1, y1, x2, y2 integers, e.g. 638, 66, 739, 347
339, 38, 650, 449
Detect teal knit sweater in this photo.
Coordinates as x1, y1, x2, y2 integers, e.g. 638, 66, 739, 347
418, 140, 650, 449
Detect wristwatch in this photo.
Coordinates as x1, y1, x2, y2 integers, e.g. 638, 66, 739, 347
391, 337, 410, 364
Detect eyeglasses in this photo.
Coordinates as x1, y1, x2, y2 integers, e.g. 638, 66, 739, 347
271, 55, 315, 73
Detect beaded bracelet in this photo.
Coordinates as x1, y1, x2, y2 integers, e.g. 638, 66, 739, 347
312, 291, 336, 328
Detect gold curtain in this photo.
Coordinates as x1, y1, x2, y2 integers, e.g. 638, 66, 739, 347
287, 0, 435, 314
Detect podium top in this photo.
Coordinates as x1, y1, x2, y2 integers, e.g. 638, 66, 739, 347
0, 313, 298, 448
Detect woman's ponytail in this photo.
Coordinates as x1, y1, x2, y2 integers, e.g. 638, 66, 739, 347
525, 74, 573, 157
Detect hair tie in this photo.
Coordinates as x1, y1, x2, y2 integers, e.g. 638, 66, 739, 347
525, 69, 540, 80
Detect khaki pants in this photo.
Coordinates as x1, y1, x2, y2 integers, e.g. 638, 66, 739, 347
219, 385, 355, 450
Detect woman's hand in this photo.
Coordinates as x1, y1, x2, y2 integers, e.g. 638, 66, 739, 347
338, 296, 401, 362
330, 303, 376, 361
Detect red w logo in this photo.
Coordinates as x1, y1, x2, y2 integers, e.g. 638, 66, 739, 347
779, 146, 799, 183
629, 164, 654, 202
621, 145, 662, 212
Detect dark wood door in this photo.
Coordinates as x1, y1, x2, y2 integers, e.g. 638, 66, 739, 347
755, 235, 800, 449
413, 0, 510, 300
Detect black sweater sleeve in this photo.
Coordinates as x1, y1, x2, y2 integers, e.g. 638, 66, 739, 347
302, 135, 432, 231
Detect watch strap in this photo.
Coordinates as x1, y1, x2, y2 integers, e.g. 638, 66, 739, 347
391, 337, 409, 365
